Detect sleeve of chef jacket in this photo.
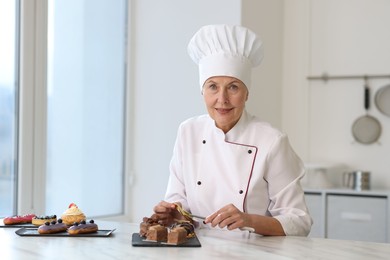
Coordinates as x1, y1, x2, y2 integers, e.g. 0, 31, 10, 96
164, 124, 189, 211
265, 133, 313, 236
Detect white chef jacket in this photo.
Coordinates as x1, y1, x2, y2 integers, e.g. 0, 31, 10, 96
165, 110, 312, 236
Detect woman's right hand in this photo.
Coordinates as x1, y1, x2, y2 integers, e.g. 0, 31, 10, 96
153, 201, 184, 226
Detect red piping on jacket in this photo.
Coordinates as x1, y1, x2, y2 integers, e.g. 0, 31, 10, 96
225, 140, 258, 213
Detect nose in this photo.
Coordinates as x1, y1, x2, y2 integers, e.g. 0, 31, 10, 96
217, 89, 229, 104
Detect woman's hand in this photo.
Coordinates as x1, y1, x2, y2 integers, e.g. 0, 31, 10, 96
204, 203, 286, 236
204, 203, 250, 231
153, 201, 185, 226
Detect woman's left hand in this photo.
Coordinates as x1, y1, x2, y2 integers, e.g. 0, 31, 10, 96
204, 203, 251, 231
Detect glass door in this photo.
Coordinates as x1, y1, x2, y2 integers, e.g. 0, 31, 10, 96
0, 0, 19, 217
45, 0, 127, 217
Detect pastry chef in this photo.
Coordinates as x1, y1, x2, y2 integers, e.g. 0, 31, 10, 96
153, 24, 312, 236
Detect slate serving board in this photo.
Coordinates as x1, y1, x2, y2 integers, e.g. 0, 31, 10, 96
131, 233, 201, 247
0, 219, 36, 228
15, 228, 115, 237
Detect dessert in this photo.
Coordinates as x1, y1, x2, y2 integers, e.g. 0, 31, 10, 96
67, 220, 98, 235
61, 203, 86, 225
3, 214, 36, 225
172, 221, 195, 238
146, 225, 168, 242
38, 219, 67, 234
167, 227, 187, 245
139, 213, 196, 244
139, 214, 160, 237
32, 215, 57, 226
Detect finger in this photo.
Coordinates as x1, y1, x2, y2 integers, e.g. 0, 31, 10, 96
204, 211, 220, 224
154, 201, 172, 214
216, 213, 231, 229
209, 212, 227, 228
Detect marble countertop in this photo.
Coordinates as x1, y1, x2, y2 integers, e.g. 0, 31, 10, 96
1, 220, 390, 259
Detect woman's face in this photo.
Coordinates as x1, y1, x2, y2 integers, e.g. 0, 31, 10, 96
202, 76, 248, 133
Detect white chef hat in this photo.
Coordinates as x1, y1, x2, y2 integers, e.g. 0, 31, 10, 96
187, 24, 263, 91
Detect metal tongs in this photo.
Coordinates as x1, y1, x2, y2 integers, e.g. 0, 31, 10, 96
174, 203, 255, 233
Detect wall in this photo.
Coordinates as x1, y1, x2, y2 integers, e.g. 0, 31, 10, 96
283, 0, 390, 188
128, 0, 242, 222
242, 0, 284, 129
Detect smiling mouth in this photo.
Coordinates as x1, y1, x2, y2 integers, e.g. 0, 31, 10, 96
215, 108, 233, 114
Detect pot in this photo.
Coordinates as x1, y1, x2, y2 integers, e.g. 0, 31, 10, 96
343, 171, 370, 191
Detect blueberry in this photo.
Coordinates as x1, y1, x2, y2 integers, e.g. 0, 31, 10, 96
58, 219, 63, 223
89, 220, 94, 224
51, 220, 56, 225
73, 222, 79, 226
80, 220, 86, 225
45, 222, 50, 226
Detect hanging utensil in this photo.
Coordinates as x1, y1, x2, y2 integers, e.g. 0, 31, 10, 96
351, 80, 382, 144
375, 83, 390, 117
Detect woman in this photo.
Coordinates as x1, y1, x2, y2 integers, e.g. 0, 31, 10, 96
153, 24, 312, 236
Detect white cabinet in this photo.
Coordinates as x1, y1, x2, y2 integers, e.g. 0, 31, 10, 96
305, 193, 323, 238
305, 189, 390, 242
327, 195, 387, 242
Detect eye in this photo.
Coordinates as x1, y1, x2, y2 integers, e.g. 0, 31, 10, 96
228, 84, 239, 92
205, 83, 218, 93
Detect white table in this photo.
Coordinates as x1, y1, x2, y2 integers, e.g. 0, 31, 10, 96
1, 220, 390, 259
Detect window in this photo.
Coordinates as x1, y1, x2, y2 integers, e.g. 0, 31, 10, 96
0, 0, 19, 217
1, 0, 127, 217
45, 0, 127, 216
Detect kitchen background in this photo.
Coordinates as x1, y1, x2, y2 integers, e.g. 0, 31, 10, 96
283, 0, 390, 189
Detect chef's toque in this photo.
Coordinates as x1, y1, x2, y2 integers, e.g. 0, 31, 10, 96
187, 24, 264, 91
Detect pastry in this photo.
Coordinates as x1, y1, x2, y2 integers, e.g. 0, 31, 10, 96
38, 219, 67, 234
32, 215, 57, 226
61, 203, 86, 225
146, 225, 168, 242
67, 220, 98, 235
139, 214, 160, 237
3, 214, 36, 225
167, 227, 187, 245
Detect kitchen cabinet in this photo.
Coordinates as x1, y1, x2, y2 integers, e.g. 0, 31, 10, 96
304, 189, 390, 243
304, 193, 324, 237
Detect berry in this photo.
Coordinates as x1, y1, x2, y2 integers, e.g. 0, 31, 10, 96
68, 203, 77, 208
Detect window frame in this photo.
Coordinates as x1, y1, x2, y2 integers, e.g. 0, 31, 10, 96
18, 0, 48, 214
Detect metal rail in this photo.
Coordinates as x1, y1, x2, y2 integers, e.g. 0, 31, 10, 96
307, 73, 390, 82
